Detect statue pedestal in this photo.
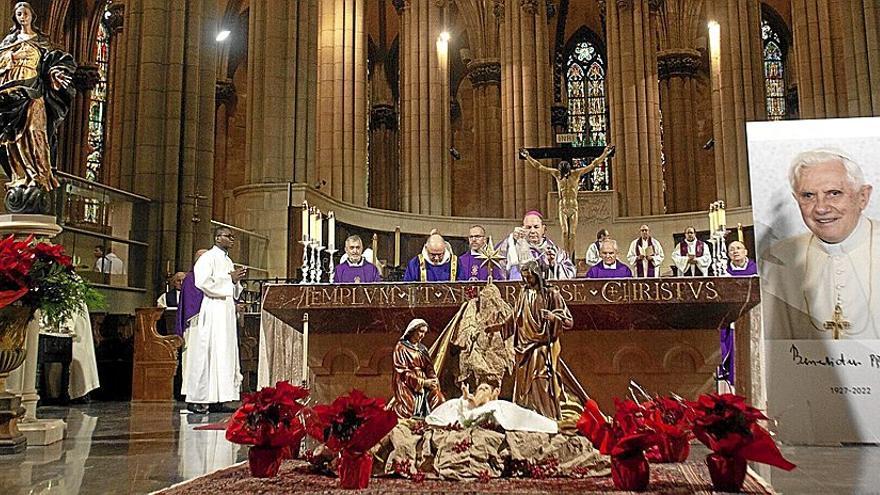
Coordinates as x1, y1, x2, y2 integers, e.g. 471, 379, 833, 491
0, 214, 65, 450
0, 393, 26, 454
0, 214, 62, 238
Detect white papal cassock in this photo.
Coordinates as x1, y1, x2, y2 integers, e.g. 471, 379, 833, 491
761, 216, 880, 340
186, 246, 242, 403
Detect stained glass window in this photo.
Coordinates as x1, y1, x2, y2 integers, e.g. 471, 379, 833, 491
85, 1, 112, 183
762, 18, 786, 121
565, 38, 609, 191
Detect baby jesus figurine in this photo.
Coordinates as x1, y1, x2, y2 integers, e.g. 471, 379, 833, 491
426, 382, 558, 434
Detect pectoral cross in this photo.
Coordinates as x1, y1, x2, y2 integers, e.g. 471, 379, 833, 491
823, 303, 851, 340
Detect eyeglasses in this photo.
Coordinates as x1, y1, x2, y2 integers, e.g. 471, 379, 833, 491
218, 234, 236, 240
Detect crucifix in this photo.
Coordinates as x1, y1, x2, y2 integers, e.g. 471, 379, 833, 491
519, 145, 615, 258
186, 192, 208, 224
823, 303, 851, 340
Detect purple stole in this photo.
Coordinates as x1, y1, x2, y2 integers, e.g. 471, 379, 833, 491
635, 237, 657, 278
175, 271, 204, 337
719, 258, 757, 387
678, 240, 706, 276
586, 262, 632, 279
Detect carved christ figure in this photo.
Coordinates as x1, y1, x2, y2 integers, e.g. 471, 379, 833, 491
519, 145, 615, 257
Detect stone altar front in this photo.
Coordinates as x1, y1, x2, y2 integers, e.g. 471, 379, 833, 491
260, 278, 761, 409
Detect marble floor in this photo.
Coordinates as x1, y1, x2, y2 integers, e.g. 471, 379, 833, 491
0, 401, 877, 494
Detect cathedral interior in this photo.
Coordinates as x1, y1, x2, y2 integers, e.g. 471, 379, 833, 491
0, 0, 878, 493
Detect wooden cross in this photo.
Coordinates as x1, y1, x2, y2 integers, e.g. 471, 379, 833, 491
823, 303, 851, 340
522, 145, 608, 163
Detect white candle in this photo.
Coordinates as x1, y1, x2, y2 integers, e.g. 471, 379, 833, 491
394, 227, 401, 267
301, 201, 309, 242
309, 207, 317, 243
719, 206, 727, 228
709, 205, 716, 233
372, 233, 378, 264
302, 313, 309, 385
316, 209, 323, 247
328, 211, 335, 251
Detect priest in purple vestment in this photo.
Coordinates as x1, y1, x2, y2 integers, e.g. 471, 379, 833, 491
334, 235, 382, 283
177, 249, 207, 400
499, 211, 575, 280
585, 240, 633, 278
726, 240, 758, 276
404, 233, 461, 282
718, 241, 757, 389
457, 225, 504, 281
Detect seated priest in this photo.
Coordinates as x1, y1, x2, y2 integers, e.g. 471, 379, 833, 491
403, 233, 461, 282
458, 224, 504, 281
500, 210, 575, 280
157, 272, 186, 308
727, 240, 757, 276
392, 318, 445, 418
334, 235, 382, 283
585, 239, 633, 279
671, 226, 712, 276
584, 228, 610, 268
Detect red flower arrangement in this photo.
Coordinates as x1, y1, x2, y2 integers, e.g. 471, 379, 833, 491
0, 235, 100, 326
689, 393, 795, 491
308, 389, 398, 489
577, 399, 659, 491
225, 381, 310, 477
642, 396, 693, 463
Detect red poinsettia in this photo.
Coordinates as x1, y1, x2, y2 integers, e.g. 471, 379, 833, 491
226, 381, 310, 448
642, 396, 693, 462
577, 398, 659, 457
308, 389, 398, 454
689, 393, 795, 471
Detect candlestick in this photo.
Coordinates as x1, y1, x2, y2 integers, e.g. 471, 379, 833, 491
302, 313, 309, 385
309, 207, 318, 244
316, 209, 323, 247
737, 223, 743, 242
719, 203, 726, 228
708, 204, 716, 233
372, 233, 378, 265
394, 227, 401, 267
328, 211, 335, 251
301, 201, 309, 242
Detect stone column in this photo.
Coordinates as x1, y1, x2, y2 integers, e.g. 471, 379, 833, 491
499, 0, 553, 217
316, 0, 368, 205
103, 3, 126, 189
234, 1, 317, 276
467, 60, 503, 218
657, 0, 713, 213
792, 0, 880, 118
706, 0, 764, 209
606, 0, 664, 216
116, 0, 219, 292
397, 0, 451, 215
369, 102, 399, 211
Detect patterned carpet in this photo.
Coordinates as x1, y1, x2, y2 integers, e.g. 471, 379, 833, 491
155, 459, 775, 494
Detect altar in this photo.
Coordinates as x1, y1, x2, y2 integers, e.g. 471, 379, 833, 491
259, 277, 761, 409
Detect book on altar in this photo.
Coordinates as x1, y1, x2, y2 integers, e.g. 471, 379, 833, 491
645, 244, 655, 257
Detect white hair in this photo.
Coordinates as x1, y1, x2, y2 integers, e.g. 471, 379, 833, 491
599, 239, 619, 251
789, 148, 866, 192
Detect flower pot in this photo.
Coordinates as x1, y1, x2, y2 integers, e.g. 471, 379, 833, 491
611, 452, 650, 491
706, 453, 747, 492
248, 445, 285, 478
658, 434, 691, 463
0, 306, 33, 380
339, 450, 373, 489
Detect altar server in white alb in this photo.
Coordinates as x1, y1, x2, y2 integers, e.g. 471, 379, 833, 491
671, 226, 712, 276
186, 226, 246, 413
762, 148, 879, 340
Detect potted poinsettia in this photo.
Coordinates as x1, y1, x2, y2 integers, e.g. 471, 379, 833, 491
0, 235, 102, 382
577, 399, 660, 491
642, 396, 693, 463
225, 380, 310, 477
308, 389, 398, 489
690, 393, 795, 492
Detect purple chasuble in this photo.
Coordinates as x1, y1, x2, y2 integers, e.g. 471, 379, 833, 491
403, 256, 460, 282
457, 251, 504, 281
585, 262, 633, 279
334, 261, 381, 283
726, 258, 757, 276
175, 271, 204, 336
